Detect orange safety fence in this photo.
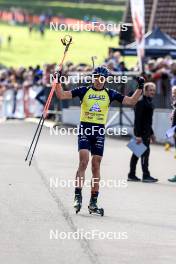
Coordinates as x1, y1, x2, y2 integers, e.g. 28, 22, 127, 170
0, 10, 86, 26
0, 10, 106, 31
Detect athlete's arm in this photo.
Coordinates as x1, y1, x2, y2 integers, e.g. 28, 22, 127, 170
109, 76, 144, 106
122, 76, 145, 106
55, 80, 87, 101
122, 89, 142, 106
55, 82, 72, 99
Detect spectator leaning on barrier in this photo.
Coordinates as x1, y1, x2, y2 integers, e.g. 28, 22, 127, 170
128, 82, 158, 183
168, 86, 176, 182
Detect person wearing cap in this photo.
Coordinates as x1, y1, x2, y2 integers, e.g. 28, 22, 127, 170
55, 66, 144, 214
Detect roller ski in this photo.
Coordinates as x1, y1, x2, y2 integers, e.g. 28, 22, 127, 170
88, 196, 104, 217
74, 193, 82, 214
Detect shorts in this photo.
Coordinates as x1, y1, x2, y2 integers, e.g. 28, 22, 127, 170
78, 122, 105, 156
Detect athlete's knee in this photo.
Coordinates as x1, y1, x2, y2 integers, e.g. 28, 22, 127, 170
79, 158, 89, 171
91, 157, 102, 172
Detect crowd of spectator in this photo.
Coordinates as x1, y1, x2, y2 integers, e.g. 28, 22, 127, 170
0, 53, 176, 118
0, 62, 92, 95
105, 52, 176, 107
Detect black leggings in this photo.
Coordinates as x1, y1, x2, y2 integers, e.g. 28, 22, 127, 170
129, 138, 150, 178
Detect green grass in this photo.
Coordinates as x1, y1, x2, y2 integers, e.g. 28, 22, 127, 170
0, 23, 137, 68
0, 23, 116, 67
0, 0, 124, 22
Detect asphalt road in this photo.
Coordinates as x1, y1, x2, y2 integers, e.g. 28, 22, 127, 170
0, 121, 176, 264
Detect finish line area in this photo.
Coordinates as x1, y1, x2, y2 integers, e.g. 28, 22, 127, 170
0, 120, 175, 264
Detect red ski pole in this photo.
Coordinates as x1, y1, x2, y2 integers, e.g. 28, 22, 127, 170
25, 35, 72, 166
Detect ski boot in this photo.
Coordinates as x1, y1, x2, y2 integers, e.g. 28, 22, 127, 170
74, 193, 82, 214
88, 196, 104, 217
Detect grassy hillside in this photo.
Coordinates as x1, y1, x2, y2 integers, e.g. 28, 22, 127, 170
0, 0, 125, 22
0, 23, 118, 67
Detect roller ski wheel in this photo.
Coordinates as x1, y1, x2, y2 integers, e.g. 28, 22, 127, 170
88, 205, 104, 217
74, 194, 82, 214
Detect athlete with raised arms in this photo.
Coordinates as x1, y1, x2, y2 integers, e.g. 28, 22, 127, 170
55, 67, 144, 215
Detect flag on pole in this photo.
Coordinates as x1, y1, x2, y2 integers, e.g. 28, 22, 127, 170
130, 0, 145, 72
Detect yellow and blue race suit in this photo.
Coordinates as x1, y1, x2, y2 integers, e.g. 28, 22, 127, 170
71, 86, 124, 156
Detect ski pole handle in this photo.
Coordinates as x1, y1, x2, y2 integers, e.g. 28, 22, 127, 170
43, 35, 72, 118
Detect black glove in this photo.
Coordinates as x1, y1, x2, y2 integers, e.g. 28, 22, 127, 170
136, 76, 145, 90
53, 70, 62, 83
